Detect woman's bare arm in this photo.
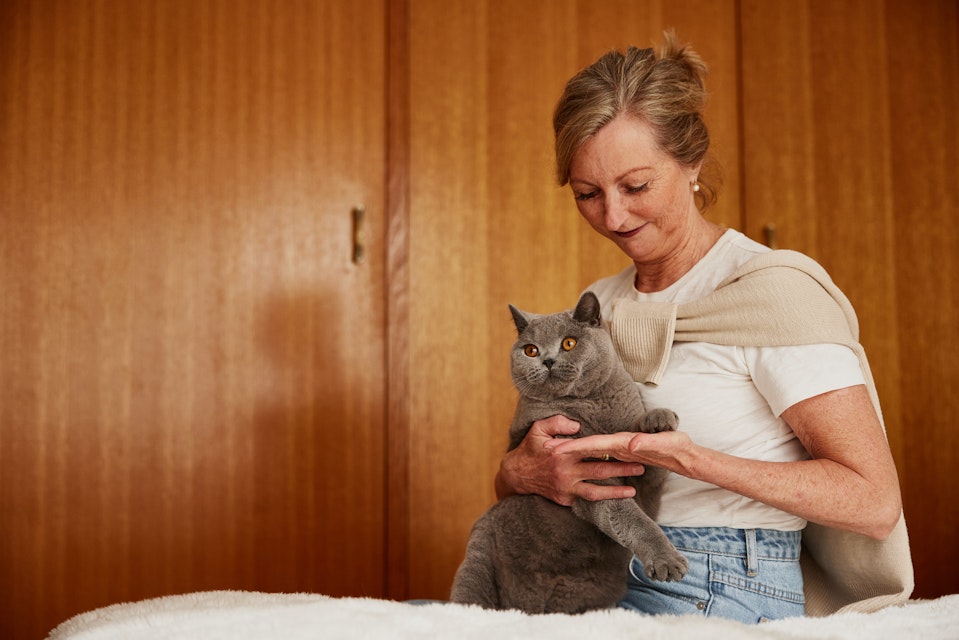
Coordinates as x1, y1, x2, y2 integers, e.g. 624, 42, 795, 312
548, 384, 902, 540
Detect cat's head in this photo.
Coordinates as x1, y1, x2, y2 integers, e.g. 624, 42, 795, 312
508, 291, 618, 399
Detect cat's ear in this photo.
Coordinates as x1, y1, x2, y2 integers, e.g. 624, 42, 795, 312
573, 291, 602, 327
509, 304, 530, 334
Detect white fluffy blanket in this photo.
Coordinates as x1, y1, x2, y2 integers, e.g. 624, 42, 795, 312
47, 591, 959, 640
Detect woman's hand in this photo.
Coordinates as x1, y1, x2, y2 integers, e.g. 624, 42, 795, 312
548, 429, 695, 476
495, 415, 647, 506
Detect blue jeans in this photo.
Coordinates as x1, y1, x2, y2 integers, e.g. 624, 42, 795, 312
619, 527, 805, 624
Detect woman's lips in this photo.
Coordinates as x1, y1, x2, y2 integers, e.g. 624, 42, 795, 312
614, 224, 645, 239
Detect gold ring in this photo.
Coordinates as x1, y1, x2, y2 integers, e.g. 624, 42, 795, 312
602, 453, 610, 462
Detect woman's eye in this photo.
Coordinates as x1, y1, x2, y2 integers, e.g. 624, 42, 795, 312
524, 345, 539, 357
562, 337, 577, 351
574, 190, 598, 202
625, 183, 648, 194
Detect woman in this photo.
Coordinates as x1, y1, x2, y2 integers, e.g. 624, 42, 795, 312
494, 33, 911, 623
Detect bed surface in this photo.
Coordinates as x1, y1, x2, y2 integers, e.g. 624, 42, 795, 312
48, 590, 959, 639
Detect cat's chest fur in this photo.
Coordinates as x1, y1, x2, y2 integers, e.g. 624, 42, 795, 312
510, 376, 643, 448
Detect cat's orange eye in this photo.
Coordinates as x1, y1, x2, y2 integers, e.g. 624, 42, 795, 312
562, 337, 577, 351
524, 345, 539, 357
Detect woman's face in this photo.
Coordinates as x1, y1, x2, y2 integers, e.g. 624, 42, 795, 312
567, 115, 701, 265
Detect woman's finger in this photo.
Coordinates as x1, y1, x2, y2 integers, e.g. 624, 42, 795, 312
548, 432, 634, 457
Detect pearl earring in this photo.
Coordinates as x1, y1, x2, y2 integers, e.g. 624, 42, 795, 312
692, 182, 700, 192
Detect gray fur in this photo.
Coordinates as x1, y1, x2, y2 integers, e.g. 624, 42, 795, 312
449, 291, 688, 614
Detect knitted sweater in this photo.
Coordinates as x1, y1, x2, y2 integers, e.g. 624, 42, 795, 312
606, 249, 914, 616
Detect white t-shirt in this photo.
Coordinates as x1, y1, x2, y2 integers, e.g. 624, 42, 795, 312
587, 229, 865, 530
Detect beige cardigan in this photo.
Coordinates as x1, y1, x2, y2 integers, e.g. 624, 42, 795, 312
607, 249, 914, 616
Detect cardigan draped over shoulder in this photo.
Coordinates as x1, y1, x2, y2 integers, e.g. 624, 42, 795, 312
606, 250, 914, 616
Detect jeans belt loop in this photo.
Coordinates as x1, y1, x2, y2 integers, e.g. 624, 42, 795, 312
745, 529, 759, 577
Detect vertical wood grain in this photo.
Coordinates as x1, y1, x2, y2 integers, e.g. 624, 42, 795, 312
407, 0, 493, 598
386, 0, 412, 601
884, 0, 959, 599
741, 0, 959, 598
0, 1, 388, 637
739, 1, 819, 253
4, 4, 957, 635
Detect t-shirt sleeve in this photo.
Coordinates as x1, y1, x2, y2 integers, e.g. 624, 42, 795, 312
745, 343, 866, 417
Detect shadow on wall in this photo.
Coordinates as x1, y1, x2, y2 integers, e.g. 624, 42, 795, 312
249, 288, 385, 597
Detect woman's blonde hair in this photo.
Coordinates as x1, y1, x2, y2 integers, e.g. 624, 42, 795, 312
553, 31, 718, 210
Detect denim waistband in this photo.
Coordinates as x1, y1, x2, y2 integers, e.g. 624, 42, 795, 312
661, 527, 802, 561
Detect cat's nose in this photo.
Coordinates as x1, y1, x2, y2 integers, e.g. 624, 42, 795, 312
543, 358, 555, 370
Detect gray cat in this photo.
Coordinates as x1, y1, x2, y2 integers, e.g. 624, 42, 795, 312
449, 291, 688, 614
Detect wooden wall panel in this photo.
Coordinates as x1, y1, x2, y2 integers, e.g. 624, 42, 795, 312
407, 0, 495, 599
0, 2, 387, 638
406, 0, 739, 599
386, 0, 413, 602
5, 3, 955, 633
741, 0, 959, 598
884, 0, 959, 599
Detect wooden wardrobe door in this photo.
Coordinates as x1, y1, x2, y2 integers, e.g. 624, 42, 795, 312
740, 0, 959, 599
0, 2, 387, 638
882, 0, 959, 599
404, 0, 740, 600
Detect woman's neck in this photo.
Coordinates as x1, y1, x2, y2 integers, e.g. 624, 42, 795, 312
633, 221, 726, 293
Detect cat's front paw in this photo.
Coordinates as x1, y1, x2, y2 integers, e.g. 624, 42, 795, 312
641, 408, 679, 433
642, 548, 688, 582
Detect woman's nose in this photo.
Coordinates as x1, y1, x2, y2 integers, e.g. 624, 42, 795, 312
603, 194, 628, 231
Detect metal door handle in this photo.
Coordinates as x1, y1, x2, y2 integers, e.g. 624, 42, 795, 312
763, 223, 777, 249
352, 205, 365, 264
